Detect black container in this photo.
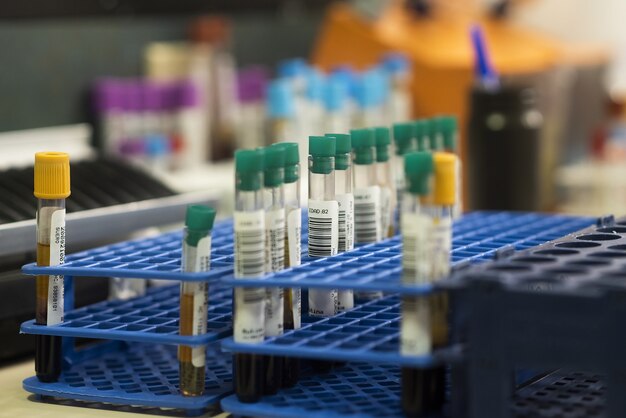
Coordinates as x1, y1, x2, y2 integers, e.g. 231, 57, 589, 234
467, 85, 543, 211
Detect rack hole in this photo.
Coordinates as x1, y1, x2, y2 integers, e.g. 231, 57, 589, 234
568, 259, 611, 267
488, 264, 532, 272
534, 248, 579, 256
511, 256, 556, 264
556, 241, 601, 248
609, 245, 626, 251
597, 226, 626, 234
589, 251, 626, 259
577, 233, 621, 241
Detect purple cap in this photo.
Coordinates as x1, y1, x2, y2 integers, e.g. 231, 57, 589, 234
176, 80, 200, 108
121, 80, 143, 112
237, 66, 269, 103
142, 81, 167, 111
93, 79, 124, 113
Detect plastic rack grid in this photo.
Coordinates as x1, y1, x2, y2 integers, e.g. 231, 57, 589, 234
220, 213, 595, 418
451, 217, 626, 418
20, 212, 593, 416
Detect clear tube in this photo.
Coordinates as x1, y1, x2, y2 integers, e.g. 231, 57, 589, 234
308, 155, 338, 317
388, 74, 411, 125
264, 184, 285, 335
377, 159, 396, 239
335, 161, 354, 312
179, 227, 211, 396
353, 162, 383, 300
36, 198, 65, 382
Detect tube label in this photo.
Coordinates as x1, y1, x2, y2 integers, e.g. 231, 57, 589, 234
183, 236, 212, 273
402, 212, 432, 285
337, 290, 354, 312
354, 186, 382, 244
48, 209, 65, 326
265, 287, 284, 337
234, 210, 265, 278
336, 193, 354, 252
286, 207, 301, 267
191, 282, 209, 367
308, 288, 338, 317
401, 297, 431, 356
234, 287, 266, 344
431, 217, 452, 280
307, 200, 338, 257
380, 186, 392, 238
265, 209, 285, 273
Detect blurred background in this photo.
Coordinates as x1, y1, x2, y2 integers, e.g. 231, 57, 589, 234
1, 0, 626, 362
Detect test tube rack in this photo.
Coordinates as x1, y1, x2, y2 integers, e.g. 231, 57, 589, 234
20, 211, 593, 416
447, 216, 626, 418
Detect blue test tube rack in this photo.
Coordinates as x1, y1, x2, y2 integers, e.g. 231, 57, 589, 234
20, 212, 594, 416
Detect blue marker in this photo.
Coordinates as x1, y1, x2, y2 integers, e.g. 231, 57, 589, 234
470, 24, 500, 91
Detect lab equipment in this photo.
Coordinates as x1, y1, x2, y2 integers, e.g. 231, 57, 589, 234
382, 52, 412, 125
374, 127, 396, 238
392, 123, 416, 233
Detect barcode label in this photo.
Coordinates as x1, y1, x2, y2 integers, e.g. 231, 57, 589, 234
265, 287, 284, 337
265, 209, 285, 273
431, 217, 452, 280
336, 194, 354, 252
402, 212, 432, 285
48, 209, 65, 325
307, 200, 338, 257
337, 290, 354, 312
234, 287, 265, 343
380, 186, 393, 238
182, 236, 211, 273
354, 186, 382, 244
234, 210, 265, 278
286, 207, 302, 267
400, 296, 431, 356
308, 288, 338, 317
191, 282, 209, 366
355, 290, 383, 301
395, 178, 405, 232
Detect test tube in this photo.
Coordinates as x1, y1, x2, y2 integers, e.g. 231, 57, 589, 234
233, 149, 267, 403
272, 142, 302, 387
307, 136, 339, 313
437, 116, 462, 218
428, 151, 457, 410
400, 151, 434, 417
381, 52, 412, 125
34, 152, 70, 382
374, 127, 396, 239
392, 123, 417, 233
351, 129, 383, 301
262, 145, 286, 394
414, 120, 430, 152
179, 205, 216, 396
322, 77, 350, 134
326, 133, 354, 312
427, 118, 442, 151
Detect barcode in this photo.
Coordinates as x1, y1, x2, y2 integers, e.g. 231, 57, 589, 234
338, 209, 347, 251
355, 201, 378, 243
267, 226, 285, 272
309, 216, 334, 257
403, 234, 419, 281
235, 229, 265, 277
243, 287, 265, 304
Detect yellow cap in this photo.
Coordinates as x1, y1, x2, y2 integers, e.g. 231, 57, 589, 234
34, 152, 71, 199
433, 152, 456, 206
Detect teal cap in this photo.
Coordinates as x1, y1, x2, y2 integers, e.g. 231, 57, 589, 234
235, 149, 264, 191
414, 120, 429, 151
438, 116, 458, 152
427, 118, 442, 150
263, 145, 285, 187
374, 127, 391, 162
185, 205, 216, 246
326, 133, 351, 170
392, 123, 415, 156
309, 136, 335, 174
272, 142, 299, 183
350, 128, 375, 165
404, 151, 433, 195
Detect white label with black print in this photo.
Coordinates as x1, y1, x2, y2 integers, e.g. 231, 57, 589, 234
308, 288, 338, 317
402, 212, 433, 285
287, 207, 302, 267
336, 193, 354, 252
265, 287, 284, 337
401, 296, 431, 356
337, 289, 354, 312
380, 186, 392, 237
307, 200, 338, 257
354, 186, 382, 244
431, 217, 452, 280
265, 208, 286, 273
48, 209, 65, 326
183, 236, 212, 273
234, 287, 266, 344
234, 210, 265, 278
191, 281, 209, 367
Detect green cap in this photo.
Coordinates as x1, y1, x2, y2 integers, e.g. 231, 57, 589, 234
404, 151, 433, 195
427, 118, 442, 150
272, 142, 299, 183
350, 128, 375, 165
414, 120, 429, 151
374, 127, 391, 163
437, 116, 458, 152
235, 149, 264, 191
185, 205, 216, 246
392, 123, 415, 156
309, 136, 335, 174
326, 133, 351, 170
263, 145, 285, 187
